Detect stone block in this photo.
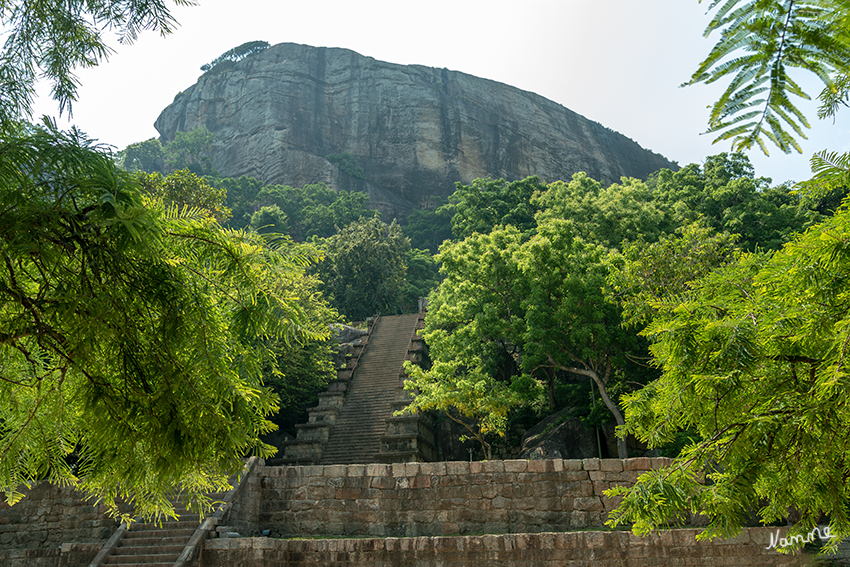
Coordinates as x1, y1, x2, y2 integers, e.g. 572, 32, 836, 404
300, 465, 324, 477
445, 461, 470, 475
512, 483, 534, 499
570, 510, 589, 528
404, 463, 420, 476
492, 496, 511, 509
370, 476, 395, 490
335, 488, 362, 500
560, 470, 591, 482
573, 496, 604, 512
605, 471, 640, 483
651, 457, 674, 470
483, 461, 505, 473
602, 493, 624, 513
469, 461, 485, 474
419, 462, 446, 476
672, 529, 699, 547
623, 457, 653, 471
583, 458, 601, 470
526, 459, 552, 473
588, 470, 605, 482
366, 463, 389, 477
534, 497, 561, 511
503, 460, 528, 473
600, 459, 624, 472
347, 464, 366, 477
533, 482, 558, 499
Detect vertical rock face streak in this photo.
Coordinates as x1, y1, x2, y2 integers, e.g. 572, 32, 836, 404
155, 43, 677, 218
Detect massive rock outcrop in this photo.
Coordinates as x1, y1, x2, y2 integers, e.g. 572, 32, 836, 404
155, 42, 676, 218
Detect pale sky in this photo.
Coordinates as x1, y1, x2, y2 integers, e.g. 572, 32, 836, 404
30, 0, 850, 185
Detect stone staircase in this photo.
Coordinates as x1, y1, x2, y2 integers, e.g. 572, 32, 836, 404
88, 458, 259, 567
89, 497, 208, 566
320, 313, 422, 465
100, 516, 198, 566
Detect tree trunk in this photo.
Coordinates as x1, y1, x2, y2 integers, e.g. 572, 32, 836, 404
546, 366, 556, 411
564, 366, 628, 459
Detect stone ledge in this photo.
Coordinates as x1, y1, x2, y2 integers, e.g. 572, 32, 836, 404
200, 529, 812, 567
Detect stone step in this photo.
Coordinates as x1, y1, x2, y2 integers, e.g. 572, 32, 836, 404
116, 535, 192, 547
122, 529, 195, 540
104, 552, 181, 564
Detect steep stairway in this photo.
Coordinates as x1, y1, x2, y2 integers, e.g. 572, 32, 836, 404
90, 490, 226, 567
319, 313, 421, 465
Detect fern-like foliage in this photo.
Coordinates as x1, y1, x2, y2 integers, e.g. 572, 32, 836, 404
796, 149, 850, 196
688, 0, 850, 154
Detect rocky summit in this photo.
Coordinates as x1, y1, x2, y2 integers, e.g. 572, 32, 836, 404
155, 42, 676, 218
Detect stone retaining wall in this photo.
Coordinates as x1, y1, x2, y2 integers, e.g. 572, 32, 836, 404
229, 458, 677, 537
0, 543, 102, 567
201, 528, 812, 566
0, 482, 117, 549
0, 459, 823, 567
0, 482, 115, 567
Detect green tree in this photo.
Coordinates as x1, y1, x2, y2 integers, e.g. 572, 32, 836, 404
606, 211, 850, 545
689, 0, 850, 154
326, 152, 365, 180
259, 265, 339, 435
249, 205, 289, 235
118, 138, 165, 173
402, 247, 441, 310
519, 219, 644, 458
609, 222, 738, 329
603, 1, 850, 552
647, 153, 820, 251
534, 173, 672, 249
400, 227, 543, 458
251, 183, 378, 241
134, 169, 232, 224
0, 125, 328, 519
200, 41, 270, 73
402, 362, 541, 460
313, 217, 410, 321
401, 198, 453, 253
164, 126, 216, 174
446, 176, 545, 240
0, 0, 187, 130
404, 221, 650, 457
207, 175, 267, 228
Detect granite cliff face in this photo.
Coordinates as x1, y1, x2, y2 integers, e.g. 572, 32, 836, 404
155, 43, 676, 218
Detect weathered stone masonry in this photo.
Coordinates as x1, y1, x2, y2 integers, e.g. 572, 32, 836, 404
0, 482, 118, 567
202, 528, 809, 567
228, 458, 672, 538
1, 458, 817, 566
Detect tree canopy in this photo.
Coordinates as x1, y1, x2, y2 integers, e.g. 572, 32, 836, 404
311, 217, 410, 321
445, 176, 544, 240
604, 5, 850, 551
200, 41, 270, 74
607, 205, 850, 547
0, 125, 328, 520
135, 168, 232, 224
